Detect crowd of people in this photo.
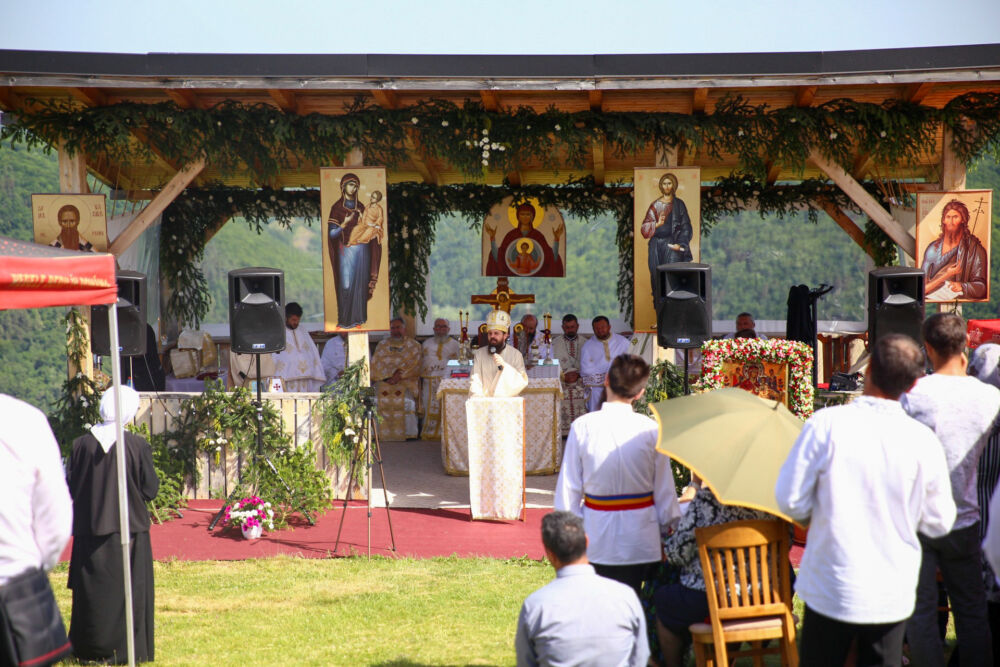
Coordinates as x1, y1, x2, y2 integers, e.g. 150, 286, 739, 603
518, 313, 1000, 667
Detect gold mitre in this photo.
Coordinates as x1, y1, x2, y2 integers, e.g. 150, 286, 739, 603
486, 309, 511, 333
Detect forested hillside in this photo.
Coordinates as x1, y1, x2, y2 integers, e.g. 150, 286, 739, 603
0, 143, 67, 409
2, 137, 998, 411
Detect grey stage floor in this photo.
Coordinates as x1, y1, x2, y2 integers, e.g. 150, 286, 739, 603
369, 440, 558, 510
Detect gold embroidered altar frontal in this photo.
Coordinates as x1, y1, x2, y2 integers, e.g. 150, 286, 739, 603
466, 397, 526, 521
437, 377, 563, 475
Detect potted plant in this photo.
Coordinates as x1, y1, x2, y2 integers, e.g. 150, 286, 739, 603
223, 495, 275, 540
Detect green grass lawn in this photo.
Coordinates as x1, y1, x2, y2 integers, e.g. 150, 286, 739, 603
51, 556, 552, 666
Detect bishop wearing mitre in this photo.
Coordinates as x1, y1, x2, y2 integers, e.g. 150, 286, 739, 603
469, 309, 529, 398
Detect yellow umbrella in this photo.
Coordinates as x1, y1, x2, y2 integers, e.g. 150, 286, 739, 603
650, 387, 804, 523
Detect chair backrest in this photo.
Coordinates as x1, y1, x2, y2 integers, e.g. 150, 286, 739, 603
695, 519, 793, 622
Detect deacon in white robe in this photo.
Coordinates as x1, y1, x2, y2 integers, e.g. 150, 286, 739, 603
320, 334, 347, 388
552, 314, 589, 437
470, 310, 529, 398
272, 302, 325, 392
580, 316, 630, 412
556, 354, 680, 592
420, 318, 460, 439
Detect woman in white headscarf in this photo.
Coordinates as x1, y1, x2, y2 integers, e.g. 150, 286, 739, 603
67, 386, 158, 664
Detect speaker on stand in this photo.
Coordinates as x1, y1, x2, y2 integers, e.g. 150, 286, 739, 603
228, 267, 286, 354
868, 267, 925, 348
92, 271, 148, 392
655, 263, 712, 394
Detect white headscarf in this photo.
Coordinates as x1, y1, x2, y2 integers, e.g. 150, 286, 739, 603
89, 386, 140, 452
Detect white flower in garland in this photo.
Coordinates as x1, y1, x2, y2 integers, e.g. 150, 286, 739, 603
829, 131, 838, 140
879, 130, 887, 138
441, 120, 449, 127
554, 124, 561, 131
411, 117, 419, 125
401, 227, 409, 239
403, 282, 410, 289
482, 128, 489, 136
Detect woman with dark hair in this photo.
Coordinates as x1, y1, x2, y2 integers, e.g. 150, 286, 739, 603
67, 386, 158, 663
327, 173, 382, 328
922, 199, 988, 300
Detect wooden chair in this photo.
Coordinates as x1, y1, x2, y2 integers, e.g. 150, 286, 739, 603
689, 519, 798, 667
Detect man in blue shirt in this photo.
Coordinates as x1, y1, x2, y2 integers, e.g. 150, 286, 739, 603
515, 511, 649, 667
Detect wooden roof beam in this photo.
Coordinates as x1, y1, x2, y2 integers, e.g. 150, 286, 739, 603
369, 89, 399, 109
810, 148, 914, 258
592, 138, 605, 186
692, 87, 708, 113
268, 89, 299, 113
70, 87, 107, 107
110, 158, 206, 255
164, 89, 200, 109
480, 91, 500, 111
588, 90, 603, 112
795, 86, 817, 107
505, 171, 522, 187
818, 198, 871, 257
765, 161, 781, 186
0, 87, 28, 112
905, 82, 934, 103
852, 152, 874, 180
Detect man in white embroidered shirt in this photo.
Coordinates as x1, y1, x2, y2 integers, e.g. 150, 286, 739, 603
555, 354, 680, 596
775, 334, 956, 666
515, 511, 649, 667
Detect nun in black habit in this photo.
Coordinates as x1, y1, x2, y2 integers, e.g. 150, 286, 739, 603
67, 386, 158, 663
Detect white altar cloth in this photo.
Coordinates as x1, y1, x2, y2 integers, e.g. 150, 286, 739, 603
466, 397, 525, 520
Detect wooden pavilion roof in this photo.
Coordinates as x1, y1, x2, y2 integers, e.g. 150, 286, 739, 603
2, 44, 999, 191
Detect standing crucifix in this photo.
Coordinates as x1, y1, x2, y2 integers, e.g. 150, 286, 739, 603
470, 277, 534, 314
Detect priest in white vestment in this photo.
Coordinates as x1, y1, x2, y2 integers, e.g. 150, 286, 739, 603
515, 313, 542, 364
320, 334, 347, 388
470, 309, 529, 398
580, 315, 630, 412
420, 318, 460, 439
370, 318, 422, 440
552, 313, 589, 437
272, 302, 325, 392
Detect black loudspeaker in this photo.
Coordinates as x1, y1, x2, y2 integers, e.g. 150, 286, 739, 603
656, 263, 712, 349
868, 267, 925, 346
229, 267, 286, 354
92, 271, 147, 357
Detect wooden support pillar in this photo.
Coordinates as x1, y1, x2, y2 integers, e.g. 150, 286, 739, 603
809, 149, 915, 259
941, 127, 967, 191
59, 142, 93, 380
343, 148, 371, 386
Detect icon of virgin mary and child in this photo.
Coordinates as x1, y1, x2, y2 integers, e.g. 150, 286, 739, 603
327, 173, 385, 328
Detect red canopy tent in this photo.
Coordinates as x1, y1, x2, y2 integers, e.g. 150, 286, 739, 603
0, 235, 139, 667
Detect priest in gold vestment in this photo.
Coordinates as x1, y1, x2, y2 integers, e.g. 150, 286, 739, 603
552, 313, 589, 437
371, 318, 422, 440
469, 310, 529, 398
420, 318, 460, 440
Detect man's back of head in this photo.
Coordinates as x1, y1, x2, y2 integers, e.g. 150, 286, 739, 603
541, 511, 587, 568
922, 313, 966, 363
868, 334, 925, 400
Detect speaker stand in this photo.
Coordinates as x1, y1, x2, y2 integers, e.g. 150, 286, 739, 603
208, 353, 314, 530
683, 351, 691, 395
809, 284, 834, 387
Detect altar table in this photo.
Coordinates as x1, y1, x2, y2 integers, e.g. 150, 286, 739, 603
467, 397, 525, 520
437, 377, 563, 475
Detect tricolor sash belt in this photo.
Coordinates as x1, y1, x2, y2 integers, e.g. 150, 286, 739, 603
584, 492, 654, 511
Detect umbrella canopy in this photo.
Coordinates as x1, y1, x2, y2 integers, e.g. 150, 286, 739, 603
650, 387, 804, 523
0, 235, 116, 309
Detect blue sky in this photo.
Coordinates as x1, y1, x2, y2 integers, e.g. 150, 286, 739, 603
2, 0, 998, 55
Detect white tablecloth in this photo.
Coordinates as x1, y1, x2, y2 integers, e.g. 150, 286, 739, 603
437, 377, 563, 475
526, 359, 560, 379
467, 397, 525, 521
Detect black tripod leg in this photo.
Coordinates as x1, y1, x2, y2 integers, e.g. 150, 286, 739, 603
208, 486, 245, 531
369, 421, 396, 551
333, 448, 361, 553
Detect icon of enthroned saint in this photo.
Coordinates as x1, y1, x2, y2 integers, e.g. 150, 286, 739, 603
482, 197, 566, 278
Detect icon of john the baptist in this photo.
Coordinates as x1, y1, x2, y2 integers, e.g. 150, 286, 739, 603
922, 198, 988, 301
327, 173, 382, 328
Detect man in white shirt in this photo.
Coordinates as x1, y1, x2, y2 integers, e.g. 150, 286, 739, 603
551, 313, 589, 437
579, 316, 630, 412
724, 312, 768, 340
272, 302, 325, 392
469, 309, 529, 398
515, 511, 649, 667
0, 394, 72, 587
556, 354, 680, 595
419, 318, 460, 439
902, 313, 1000, 666
320, 333, 347, 388
775, 334, 956, 665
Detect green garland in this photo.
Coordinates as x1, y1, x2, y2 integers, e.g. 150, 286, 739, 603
4, 94, 999, 184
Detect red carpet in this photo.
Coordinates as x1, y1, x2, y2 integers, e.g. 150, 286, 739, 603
60, 500, 804, 565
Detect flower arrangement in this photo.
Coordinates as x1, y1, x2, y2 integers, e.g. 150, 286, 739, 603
223, 496, 275, 535
694, 337, 814, 419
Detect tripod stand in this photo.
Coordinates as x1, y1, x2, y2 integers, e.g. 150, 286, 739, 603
208, 353, 314, 530
334, 394, 396, 557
